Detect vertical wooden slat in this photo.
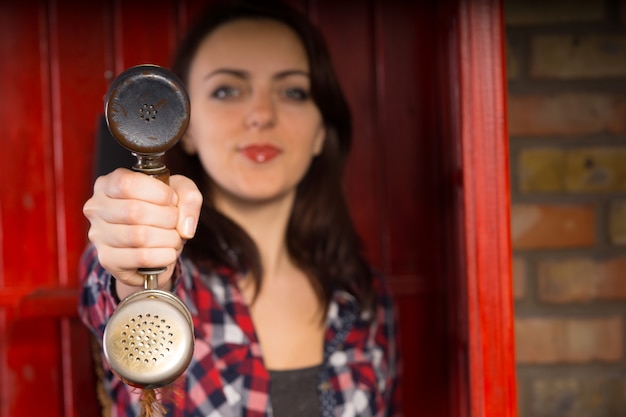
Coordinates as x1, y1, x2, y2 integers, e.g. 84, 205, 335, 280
0, 0, 57, 291
375, 1, 452, 413
0, 2, 10, 415
0, 0, 63, 414
48, 0, 109, 291
453, 0, 517, 415
440, 8, 472, 413
376, 0, 428, 275
46, 0, 111, 415
0, 310, 6, 417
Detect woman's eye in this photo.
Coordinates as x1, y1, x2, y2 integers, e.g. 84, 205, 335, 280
211, 86, 239, 99
283, 88, 310, 101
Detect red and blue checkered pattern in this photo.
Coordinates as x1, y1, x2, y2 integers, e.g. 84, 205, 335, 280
78, 244, 400, 416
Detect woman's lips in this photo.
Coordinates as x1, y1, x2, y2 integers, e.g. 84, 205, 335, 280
240, 144, 281, 163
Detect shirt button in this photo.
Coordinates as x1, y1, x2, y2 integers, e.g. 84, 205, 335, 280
319, 381, 332, 391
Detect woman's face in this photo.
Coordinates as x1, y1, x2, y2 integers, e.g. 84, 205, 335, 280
184, 18, 325, 207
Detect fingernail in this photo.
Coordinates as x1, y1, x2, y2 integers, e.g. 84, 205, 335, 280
182, 216, 196, 238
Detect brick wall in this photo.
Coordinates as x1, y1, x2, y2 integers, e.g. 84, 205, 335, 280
505, 0, 626, 416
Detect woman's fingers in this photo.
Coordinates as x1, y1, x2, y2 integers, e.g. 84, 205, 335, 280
97, 247, 180, 274
98, 168, 176, 205
83, 169, 203, 292
86, 198, 179, 229
84, 169, 179, 228
87, 223, 183, 249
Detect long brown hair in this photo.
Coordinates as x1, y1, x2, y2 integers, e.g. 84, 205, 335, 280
167, 0, 374, 313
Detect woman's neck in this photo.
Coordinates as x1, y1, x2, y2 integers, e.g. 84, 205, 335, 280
214, 190, 295, 282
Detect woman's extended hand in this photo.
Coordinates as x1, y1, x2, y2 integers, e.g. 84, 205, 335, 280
83, 168, 203, 299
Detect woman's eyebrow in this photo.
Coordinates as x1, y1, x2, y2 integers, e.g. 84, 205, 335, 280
273, 69, 310, 80
203, 68, 310, 81
204, 68, 249, 81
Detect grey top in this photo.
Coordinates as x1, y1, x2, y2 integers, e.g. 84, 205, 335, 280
269, 364, 322, 417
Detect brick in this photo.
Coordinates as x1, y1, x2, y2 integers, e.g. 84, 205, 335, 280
566, 318, 619, 362
531, 377, 626, 417
519, 147, 626, 193
596, 258, 626, 297
538, 257, 626, 303
508, 94, 626, 137
515, 316, 623, 363
538, 259, 596, 303
518, 148, 565, 192
531, 35, 626, 79
531, 378, 580, 417
565, 148, 626, 193
504, 0, 605, 25
511, 204, 595, 249
609, 201, 626, 245
515, 318, 564, 363
513, 257, 527, 299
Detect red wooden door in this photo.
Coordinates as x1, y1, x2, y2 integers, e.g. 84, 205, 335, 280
0, 1, 515, 416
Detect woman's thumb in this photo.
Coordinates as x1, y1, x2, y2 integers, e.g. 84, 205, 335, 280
170, 175, 203, 239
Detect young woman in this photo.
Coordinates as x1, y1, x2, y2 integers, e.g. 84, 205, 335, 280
79, 1, 400, 416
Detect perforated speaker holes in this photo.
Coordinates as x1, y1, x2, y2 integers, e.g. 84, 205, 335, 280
119, 313, 174, 364
139, 104, 157, 122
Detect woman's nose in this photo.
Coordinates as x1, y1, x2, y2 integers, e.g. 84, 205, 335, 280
244, 90, 276, 129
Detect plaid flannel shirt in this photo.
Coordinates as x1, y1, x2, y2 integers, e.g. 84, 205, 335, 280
78, 244, 400, 417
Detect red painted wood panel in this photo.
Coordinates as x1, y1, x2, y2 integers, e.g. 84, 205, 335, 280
0, 0, 56, 294
456, 1, 517, 415
441, 0, 517, 415
375, 1, 450, 413
377, 1, 436, 275
0, 2, 62, 416
112, 0, 179, 73
50, 0, 111, 289
48, 2, 111, 415
179, 0, 208, 35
